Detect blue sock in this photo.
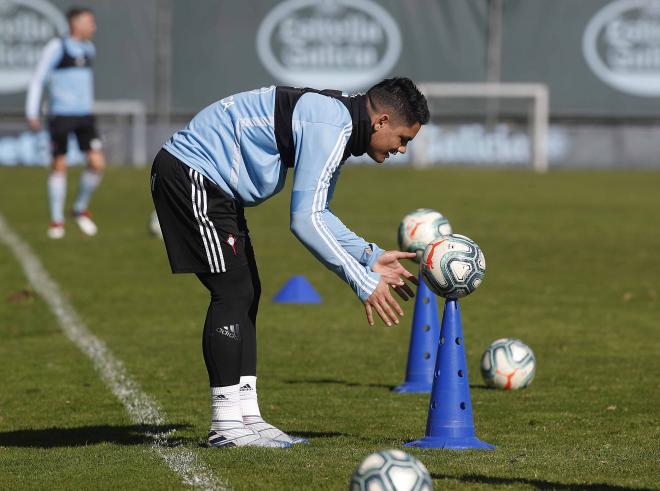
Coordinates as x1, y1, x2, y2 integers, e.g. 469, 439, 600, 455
48, 171, 67, 223
73, 170, 103, 214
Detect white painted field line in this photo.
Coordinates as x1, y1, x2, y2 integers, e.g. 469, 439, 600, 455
0, 212, 228, 491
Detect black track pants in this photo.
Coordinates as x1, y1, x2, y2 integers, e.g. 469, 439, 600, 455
196, 244, 260, 387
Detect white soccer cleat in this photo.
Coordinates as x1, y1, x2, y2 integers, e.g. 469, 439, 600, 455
245, 420, 309, 445
207, 428, 292, 448
73, 210, 98, 236
47, 222, 65, 239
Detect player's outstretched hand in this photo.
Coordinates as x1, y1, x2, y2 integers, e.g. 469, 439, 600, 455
371, 250, 419, 301
364, 277, 405, 327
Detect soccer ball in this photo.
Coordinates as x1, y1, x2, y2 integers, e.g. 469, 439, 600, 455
480, 338, 536, 390
420, 234, 485, 298
350, 449, 432, 491
148, 210, 163, 239
398, 208, 452, 262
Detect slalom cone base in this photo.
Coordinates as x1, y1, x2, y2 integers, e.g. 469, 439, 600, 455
392, 381, 432, 393
405, 436, 495, 450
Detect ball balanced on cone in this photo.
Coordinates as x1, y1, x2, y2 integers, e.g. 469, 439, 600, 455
405, 232, 495, 450
420, 234, 486, 299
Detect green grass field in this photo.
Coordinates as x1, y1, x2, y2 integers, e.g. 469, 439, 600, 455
0, 165, 658, 490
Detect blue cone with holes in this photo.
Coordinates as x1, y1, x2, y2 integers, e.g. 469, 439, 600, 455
406, 298, 495, 449
393, 275, 440, 393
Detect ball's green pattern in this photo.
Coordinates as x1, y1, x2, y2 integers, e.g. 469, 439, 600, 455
420, 234, 485, 298
480, 338, 536, 390
350, 449, 432, 491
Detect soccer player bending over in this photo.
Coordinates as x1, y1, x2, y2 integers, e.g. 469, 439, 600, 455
151, 78, 430, 448
26, 7, 105, 239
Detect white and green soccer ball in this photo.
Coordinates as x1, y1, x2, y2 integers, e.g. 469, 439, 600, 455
398, 208, 452, 262
480, 338, 536, 390
350, 449, 432, 491
420, 234, 485, 298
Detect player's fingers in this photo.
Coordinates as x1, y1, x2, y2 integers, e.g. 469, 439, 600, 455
393, 251, 417, 260
373, 300, 394, 326
393, 285, 409, 301
383, 272, 401, 285
365, 303, 374, 326
392, 284, 409, 301
400, 282, 415, 298
382, 292, 403, 319
381, 297, 400, 324
397, 270, 418, 287
408, 274, 420, 286
385, 292, 403, 321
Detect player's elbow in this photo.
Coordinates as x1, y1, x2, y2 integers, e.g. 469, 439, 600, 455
289, 214, 306, 239
290, 213, 316, 246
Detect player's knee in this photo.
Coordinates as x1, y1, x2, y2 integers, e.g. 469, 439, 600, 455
225, 272, 255, 307
199, 269, 255, 307
90, 160, 106, 172
87, 150, 106, 171
51, 156, 67, 172
252, 277, 261, 305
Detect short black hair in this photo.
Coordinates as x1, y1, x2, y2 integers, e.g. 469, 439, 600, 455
66, 7, 93, 23
367, 77, 430, 126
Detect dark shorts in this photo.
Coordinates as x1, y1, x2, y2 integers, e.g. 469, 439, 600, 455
48, 115, 101, 157
150, 148, 251, 274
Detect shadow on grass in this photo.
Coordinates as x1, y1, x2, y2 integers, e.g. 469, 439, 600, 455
0, 423, 195, 448
194, 430, 347, 448
285, 379, 493, 392
431, 473, 653, 491
284, 378, 395, 390
287, 431, 345, 438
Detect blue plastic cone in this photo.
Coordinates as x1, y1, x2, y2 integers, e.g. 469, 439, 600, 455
406, 299, 495, 449
272, 275, 322, 304
393, 274, 440, 393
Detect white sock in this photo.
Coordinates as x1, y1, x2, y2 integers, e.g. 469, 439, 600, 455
208, 384, 293, 447
239, 377, 303, 444
48, 171, 67, 223
210, 385, 248, 433
73, 169, 102, 214
239, 376, 262, 423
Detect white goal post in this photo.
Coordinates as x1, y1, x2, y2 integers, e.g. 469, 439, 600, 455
93, 99, 147, 167
416, 83, 550, 173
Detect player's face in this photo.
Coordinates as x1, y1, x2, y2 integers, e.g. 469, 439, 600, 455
367, 115, 421, 164
71, 12, 97, 40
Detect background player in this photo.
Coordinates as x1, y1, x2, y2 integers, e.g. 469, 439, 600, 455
26, 7, 105, 239
151, 78, 429, 448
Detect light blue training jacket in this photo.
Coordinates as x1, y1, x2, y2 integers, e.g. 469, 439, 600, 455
163, 86, 384, 302
26, 36, 95, 118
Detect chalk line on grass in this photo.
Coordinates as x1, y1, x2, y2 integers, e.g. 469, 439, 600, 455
0, 213, 227, 490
